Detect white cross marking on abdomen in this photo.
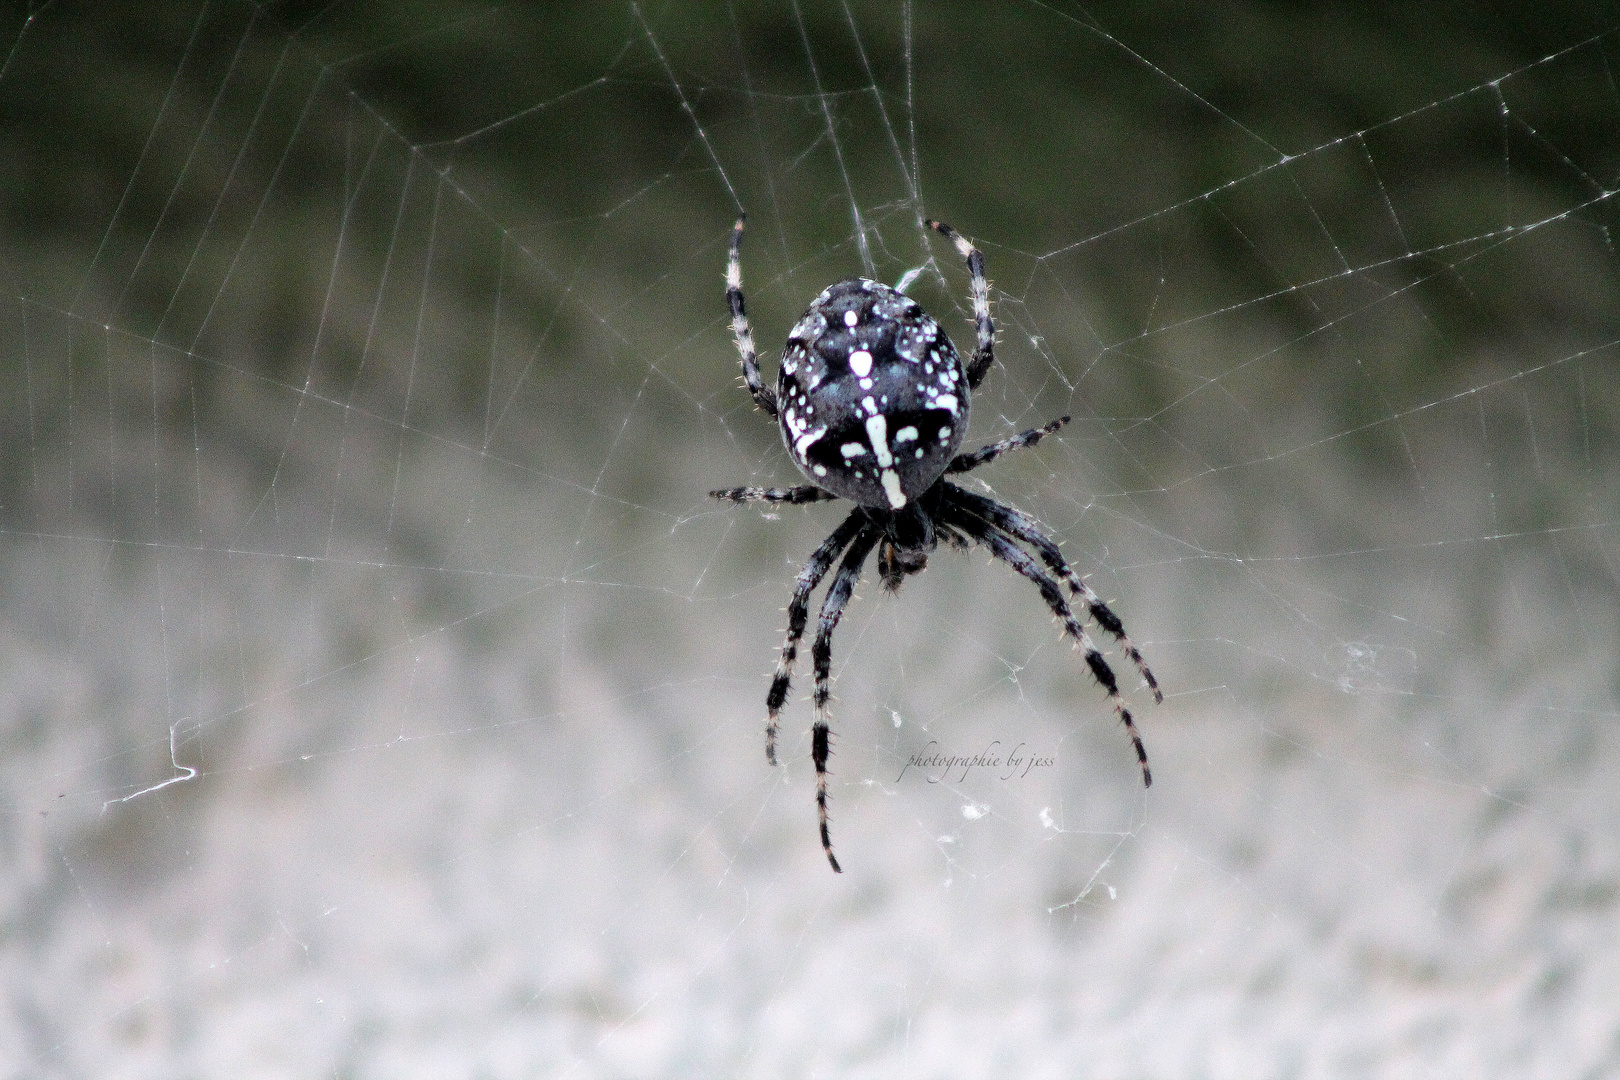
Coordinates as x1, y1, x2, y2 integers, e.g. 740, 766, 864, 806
864, 414, 906, 508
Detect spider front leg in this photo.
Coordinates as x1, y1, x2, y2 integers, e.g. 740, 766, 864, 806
927, 220, 996, 390
944, 493, 1153, 787
727, 215, 778, 417
763, 512, 867, 765
808, 526, 881, 872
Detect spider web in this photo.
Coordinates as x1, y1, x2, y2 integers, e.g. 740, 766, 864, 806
3, 1, 1619, 1075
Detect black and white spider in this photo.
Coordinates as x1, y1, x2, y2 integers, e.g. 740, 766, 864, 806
712, 215, 1162, 872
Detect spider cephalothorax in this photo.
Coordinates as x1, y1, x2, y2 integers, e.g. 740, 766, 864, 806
713, 215, 1162, 872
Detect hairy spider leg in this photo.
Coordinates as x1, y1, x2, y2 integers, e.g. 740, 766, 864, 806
926, 220, 996, 390
936, 521, 973, 550
943, 492, 1152, 787
947, 416, 1071, 476
710, 485, 838, 505
808, 524, 882, 872
727, 215, 778, 417
764, 511, 867, 765
950, 487, 1162, 704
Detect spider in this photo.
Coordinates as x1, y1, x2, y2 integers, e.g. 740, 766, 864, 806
712, 215, 1162, 872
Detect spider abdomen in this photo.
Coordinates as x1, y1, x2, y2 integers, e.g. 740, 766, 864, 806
777, 278, 968, 509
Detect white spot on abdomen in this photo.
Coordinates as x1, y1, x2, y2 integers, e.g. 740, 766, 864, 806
794, 425, 827, 458
865, 415, 893, 467
880, 468, 906, 508
848, 349, 873, 377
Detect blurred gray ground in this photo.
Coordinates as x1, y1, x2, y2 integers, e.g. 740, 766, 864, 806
2, 2, 1619, 1077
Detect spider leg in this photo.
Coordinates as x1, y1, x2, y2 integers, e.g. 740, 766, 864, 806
926, 220, 995, 390
710, 485, 837, 505
947, 416, 1070, 476
765, 511, 866, 766
943, 497, 1152, 788
727, 215, 778, 417
937, 522, 972, 550
808, 524, 881, 872
951, 487, 1162, 704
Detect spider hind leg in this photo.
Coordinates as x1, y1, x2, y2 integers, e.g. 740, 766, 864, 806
764, 512, 866, 765
808, 526, 881, 872
951, 487, 1162, 704
943, 489, 1153, 788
